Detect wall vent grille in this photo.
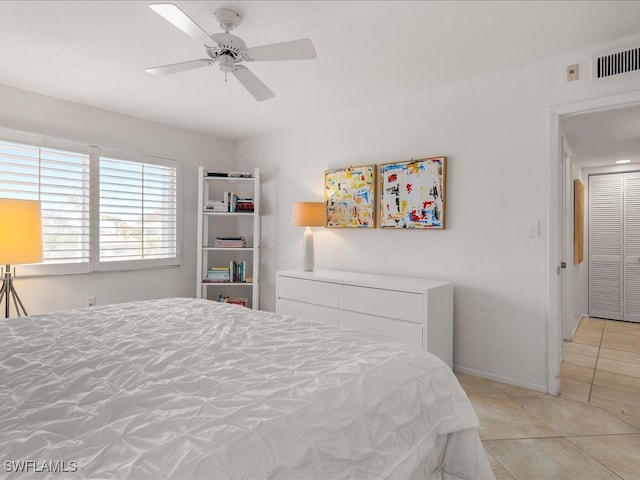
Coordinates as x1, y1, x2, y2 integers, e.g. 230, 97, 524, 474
594, 45, 640, 79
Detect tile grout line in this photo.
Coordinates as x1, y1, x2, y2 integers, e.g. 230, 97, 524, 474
564, 435, 626, 480
586, 318, 605, 404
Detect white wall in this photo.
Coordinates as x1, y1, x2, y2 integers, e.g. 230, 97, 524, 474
237, 33, 640, 392
238, 62, 551, 391
4, 31, 640, 391
0, 83, 236, 314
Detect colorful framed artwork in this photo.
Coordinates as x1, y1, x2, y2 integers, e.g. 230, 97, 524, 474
380, 156, 447, 229
325, 165, 376, 228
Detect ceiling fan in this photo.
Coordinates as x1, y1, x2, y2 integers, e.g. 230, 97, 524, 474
146, 3, 317, 101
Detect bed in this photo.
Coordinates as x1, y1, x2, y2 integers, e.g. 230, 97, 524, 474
0, 297, 494, 479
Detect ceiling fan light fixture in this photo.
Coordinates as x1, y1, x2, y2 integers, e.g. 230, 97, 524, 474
218, 55, 235, 73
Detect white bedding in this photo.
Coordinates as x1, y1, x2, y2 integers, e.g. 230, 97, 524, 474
0, 297, 494, 479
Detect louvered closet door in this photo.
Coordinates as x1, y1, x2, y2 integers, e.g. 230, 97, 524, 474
624, 172, 640, 322
589, 173, 623, 320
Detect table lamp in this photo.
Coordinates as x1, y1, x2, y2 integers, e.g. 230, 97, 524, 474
292, 202, 325, 271
0, 199, 43, 318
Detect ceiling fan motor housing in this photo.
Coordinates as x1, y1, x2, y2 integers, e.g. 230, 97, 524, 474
206, 33, 248, 64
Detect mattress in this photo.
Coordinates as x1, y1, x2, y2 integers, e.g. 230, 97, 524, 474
0, 297, 494, 479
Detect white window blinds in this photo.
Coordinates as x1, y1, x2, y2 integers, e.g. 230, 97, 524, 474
0, 140, 90, 265
99, 157, 178, 264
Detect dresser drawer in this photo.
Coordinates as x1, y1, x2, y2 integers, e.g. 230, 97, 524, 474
277, 298, 339, 326
340, 310, 422, 349
277, 276, 339, 308
275, 269, 452, 368
339, 284, 422, 323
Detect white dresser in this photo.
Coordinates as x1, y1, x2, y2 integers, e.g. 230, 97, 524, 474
275, 269, 453, 368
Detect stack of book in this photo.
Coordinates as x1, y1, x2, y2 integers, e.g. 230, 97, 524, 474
214, 236, 246, 248
204, 267, 230, 283
203, 260, 247, 283
235, 198, 254, 212
205, 200, 227, 212
217, 295, 248, 306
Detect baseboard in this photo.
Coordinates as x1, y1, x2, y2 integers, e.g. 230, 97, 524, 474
453, 365, 548, 394
572, 314, 586, 338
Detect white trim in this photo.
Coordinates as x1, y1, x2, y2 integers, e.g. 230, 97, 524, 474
453, 365, 547, 394
562, 152, 574, 341
547, 109, 563, 395
89, 146, 100, 273
97, 152, 182, 271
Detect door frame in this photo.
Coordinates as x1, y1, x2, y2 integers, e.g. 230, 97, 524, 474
561, 141, 573, 341
548, 90, 640, 394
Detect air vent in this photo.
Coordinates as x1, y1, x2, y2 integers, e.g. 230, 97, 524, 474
593, 44, 640, 79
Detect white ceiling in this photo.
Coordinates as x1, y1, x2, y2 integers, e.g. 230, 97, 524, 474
563, 103, 640, 167
1, 1, 640, 142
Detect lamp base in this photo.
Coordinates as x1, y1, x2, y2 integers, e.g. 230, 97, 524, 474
301, 227, 315, 272
0, 265, 28, 318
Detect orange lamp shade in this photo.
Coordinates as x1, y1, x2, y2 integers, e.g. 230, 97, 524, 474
0, 199, 43, 265
292, 202, 325, 227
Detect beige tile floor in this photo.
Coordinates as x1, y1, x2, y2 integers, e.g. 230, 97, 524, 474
457, 372, 640, 479
562, 317, 640, 417
456, 317, 640, 479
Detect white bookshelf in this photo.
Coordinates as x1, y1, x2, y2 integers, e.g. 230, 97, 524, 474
196, 167, 260, 308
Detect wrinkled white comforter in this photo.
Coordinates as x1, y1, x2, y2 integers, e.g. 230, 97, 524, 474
0, 298, 494, 479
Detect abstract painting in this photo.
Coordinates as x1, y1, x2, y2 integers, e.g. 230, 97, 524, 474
325, 165, 376, 228
380, 156, 447, 229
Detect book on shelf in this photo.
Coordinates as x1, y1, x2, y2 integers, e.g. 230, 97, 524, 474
204, 266, 230, 283
225, 297, 248, 306
205, 171, 252, 178
214, 236, 247, 248
207, 193, 252, 213
203, 261, 247, 283
229, 260, 246, 283
224, 192, 239, 212
217, 295, 248, 307
235, 198, 254, 212
205, 200, 227, 212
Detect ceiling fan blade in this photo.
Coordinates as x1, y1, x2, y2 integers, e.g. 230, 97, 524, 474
245, 39, 317, 61
232, 66, 275, 102
149, 3, 214, 47
146, 59, 213, 75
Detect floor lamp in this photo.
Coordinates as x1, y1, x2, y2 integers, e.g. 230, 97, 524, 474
0, 199, 43, 318
292, 202, 325, 272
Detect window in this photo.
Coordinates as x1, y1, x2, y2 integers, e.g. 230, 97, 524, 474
99, 156, 178, 267
0, 139, 91, 273
0, 131, 180, 275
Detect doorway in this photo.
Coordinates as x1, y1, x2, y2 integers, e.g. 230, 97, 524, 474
548, 91, 640, 395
